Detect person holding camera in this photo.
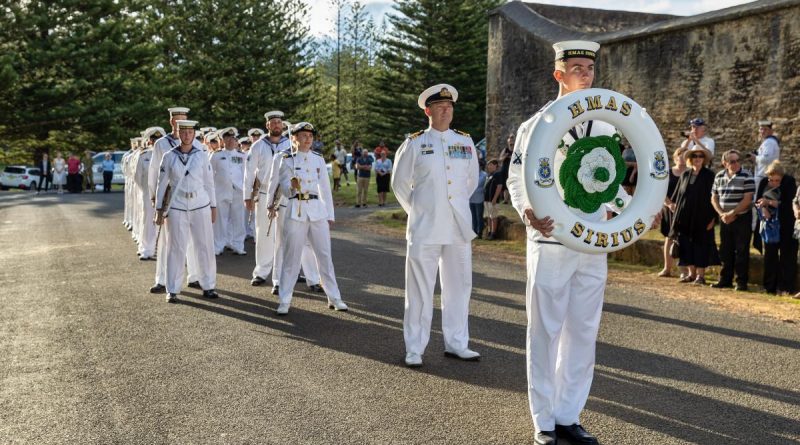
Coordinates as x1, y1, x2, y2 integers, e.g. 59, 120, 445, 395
680, 118, 715, 166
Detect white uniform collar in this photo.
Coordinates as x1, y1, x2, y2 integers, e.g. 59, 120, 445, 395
427, 127, 449, 137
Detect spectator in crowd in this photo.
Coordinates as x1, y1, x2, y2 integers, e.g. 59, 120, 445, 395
621, 141, 637, 195
355, 147, 373, 208
484, 159, 503, 240
331, 153, 342, 192
793, 188, 800, 299
374, 148, 392, 207
755, 161, 797, 295
681, 118, 716, 165
350, 140, 362, 172
82, 150, 95, 192
710, 149, 755, 291
36, 153, 52, 195
498, 133, 514, 204
334, 140, 350, 186
746, 119, 780, 187
101, 152, 115, 193
469, 160, 488, 239
668, 146, 718, 285
374, 140, 390, 159
311, 133, 324, 154
66, 152, 82, 193
52, 152, 66, 194
659, 146, 688, 277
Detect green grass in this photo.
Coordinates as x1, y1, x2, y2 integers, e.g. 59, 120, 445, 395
331, 176, 398, 208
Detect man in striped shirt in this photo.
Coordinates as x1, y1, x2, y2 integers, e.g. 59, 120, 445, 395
711, 149, 755, 290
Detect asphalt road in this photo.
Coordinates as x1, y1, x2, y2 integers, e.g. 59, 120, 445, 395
1, 191, 799, 444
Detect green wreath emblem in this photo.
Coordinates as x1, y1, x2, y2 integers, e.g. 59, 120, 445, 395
559, 134, 626, 213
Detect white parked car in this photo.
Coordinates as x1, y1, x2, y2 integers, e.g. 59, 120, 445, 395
0, 166, 41, 191
91, 151, 127, 185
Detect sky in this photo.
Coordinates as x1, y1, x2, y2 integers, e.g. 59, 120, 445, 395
304, 0, 757, 36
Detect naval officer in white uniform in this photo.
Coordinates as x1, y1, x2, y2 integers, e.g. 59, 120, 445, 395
210, 127, 247, 255
391, 84, 480, 368
154, 120, 219, 303
507, 41, 659, 445
265, 122, 348, 315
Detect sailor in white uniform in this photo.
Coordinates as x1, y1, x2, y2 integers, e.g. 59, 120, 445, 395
265, 122, 347, 315
154, 120, 218, 303
148, 107, 204, 294
245, 111, 291, 289
210, 127, 247, 255
391, 84, 480, 368
507, 41, 658, 445
134, 127, 166, 260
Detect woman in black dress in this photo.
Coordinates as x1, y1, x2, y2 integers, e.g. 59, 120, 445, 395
754, 161, 797, 295
658, 147, 688, 277
668, 146, 718, 285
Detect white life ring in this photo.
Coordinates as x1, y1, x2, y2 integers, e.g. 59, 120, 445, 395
522, 88, 668, 254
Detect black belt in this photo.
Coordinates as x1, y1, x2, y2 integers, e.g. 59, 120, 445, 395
290, 193, 318, 201
536, 240, 563, 245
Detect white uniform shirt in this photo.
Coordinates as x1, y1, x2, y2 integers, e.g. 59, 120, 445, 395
155, 147, 216, 212
754, 136, 780, 180
149, 133, 203, 200
244, 135, 291, 199
507, 113, 630, 242
209, 148, 246, 203
265, 150, 335, 222
391, 127, 479, 244
134, 148, 153, 192
687, 136, 715, 157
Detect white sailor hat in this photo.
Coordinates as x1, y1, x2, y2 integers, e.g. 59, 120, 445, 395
167, 107, 190, 116
247, 128, 264, 137
553, 40, 600, 61
143, 126, 166, 140
219, 127, 238, 138
758, 119, 773, 127
176, 119, 199, 130
291, 122, 315, 134
264, 110, 284, 120
239, 137, 251, 144
200, 126, 217, 134
206, 130, 220, 142
418, 84, 458, 109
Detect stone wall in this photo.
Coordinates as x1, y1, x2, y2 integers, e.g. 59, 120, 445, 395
486, 0, 800, 172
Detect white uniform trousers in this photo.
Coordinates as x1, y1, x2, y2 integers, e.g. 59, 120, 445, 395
277, 217, 340, 303
137, 188, 157, 257
525, 241, 606, 432
154, 218, 200, 286
403, 242, 472, 355
301, 244, 320, 285
124, 178, 131, 225
270, 206, 320, 285
252, 196, 277, 279
164, 206, 216, 294
245, 208, 255, 238
214, 198, 246, 253
133, 185, 142, 241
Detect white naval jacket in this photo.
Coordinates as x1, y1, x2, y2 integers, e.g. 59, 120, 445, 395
155, 147, 216, 213
507, 110, 630, 242
265, 149, 335, 222
149, 134, 203, 201
243, 135, 291, 199
209, 148, 246, 203
134, 148, 153, 193
392, 127, 479, 244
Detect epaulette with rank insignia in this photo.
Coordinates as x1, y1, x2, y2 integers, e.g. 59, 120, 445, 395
408, 130, 424, 140
454, 129, 470, 137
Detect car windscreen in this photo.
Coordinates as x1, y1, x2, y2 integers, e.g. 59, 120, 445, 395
4, 167, 25, 174
27, 169, 41, 176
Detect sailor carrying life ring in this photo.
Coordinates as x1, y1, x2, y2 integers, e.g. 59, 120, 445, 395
522, 88, 668, 254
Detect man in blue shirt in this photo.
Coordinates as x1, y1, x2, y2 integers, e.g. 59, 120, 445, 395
355, 149, 373, 208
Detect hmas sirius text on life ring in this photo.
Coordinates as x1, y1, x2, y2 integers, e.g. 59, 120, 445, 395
521, 88, 669, 254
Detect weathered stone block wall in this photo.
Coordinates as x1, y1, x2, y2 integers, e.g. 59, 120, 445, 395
487, 0, 800, 172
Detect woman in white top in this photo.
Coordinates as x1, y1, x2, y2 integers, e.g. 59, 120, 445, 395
52, 152, 67, 194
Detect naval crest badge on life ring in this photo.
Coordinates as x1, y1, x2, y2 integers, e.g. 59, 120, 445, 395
521, 88, 668, 254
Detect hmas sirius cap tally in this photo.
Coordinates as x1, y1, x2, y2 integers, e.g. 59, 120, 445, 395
219, 127, 238, 138
553, 40, 600, 61
418, 84, 458, 109
176, 120, 199, 130
291, 122, 316, 134
167, 107, 190, 116
264, 110, 284, 120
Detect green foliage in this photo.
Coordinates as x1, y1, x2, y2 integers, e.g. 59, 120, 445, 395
370, 0, 502, 148
559, 135, 626, 213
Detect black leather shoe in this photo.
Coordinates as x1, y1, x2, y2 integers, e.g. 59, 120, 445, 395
271, 285, 279, 295
166, 293, 178, 303
251, 276, 267, 286
187, 281, 201, 289
735, 284, 748, 292
308, 284, 325, 293
202, 289, 219, 299
555, 424, 597, 444
149, 284, 166, 294
534, 431, 557, 445
710, 282, 732, 289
